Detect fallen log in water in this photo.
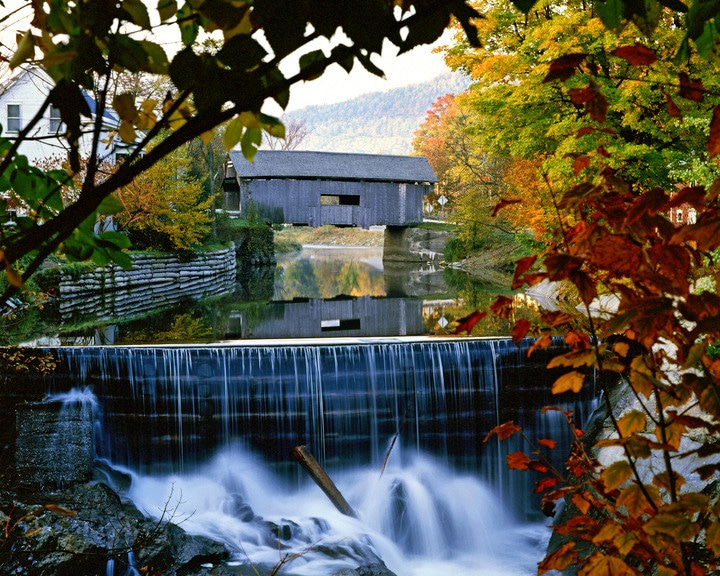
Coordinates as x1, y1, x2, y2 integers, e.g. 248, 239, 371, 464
291, 445, 358, 518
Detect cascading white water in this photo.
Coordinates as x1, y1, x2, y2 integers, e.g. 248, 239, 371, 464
45, 338, 598, 575
122, 442, 549, 576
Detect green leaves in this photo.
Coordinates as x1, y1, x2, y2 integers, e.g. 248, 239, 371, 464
217, 35, 267, 70
299, 49, 327, 81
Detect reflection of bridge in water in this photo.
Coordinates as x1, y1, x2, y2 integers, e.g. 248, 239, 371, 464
224, 296, 425, 340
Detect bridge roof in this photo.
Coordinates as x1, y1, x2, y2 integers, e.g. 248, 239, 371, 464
228, 150, 438, 183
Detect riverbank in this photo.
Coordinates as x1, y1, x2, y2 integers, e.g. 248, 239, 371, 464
274, 225, 385, 249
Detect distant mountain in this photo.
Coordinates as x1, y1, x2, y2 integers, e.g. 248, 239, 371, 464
287, 72, 470, 155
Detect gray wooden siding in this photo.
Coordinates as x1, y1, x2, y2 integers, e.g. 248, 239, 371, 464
239, 179, 431, 228
229, 296, 424, 339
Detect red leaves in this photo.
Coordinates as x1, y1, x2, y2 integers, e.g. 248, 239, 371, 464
572, 155, 591, 175
665, 91, 682, 118
568, 83, 608, 122
612, 43, 657, 66
451, 310, 486, 335
507, 451, 531, 470
512, 318, 532, 343
484, 420, 521, 442
708, 105, 720, 159
543, 53, 587, 82
679, 72, 704, 101
491, 197, 522, 217
668, 185, 706, 210
535, 476, 560, 493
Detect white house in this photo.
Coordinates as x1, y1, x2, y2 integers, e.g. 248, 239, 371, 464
0, 64, 124, 165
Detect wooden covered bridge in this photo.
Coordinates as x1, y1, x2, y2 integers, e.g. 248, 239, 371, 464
223, 150, 437, 229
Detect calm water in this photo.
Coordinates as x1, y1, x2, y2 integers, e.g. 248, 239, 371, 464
15, 246, 514, 346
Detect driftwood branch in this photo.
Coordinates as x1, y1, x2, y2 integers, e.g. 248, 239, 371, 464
291, 445, 358, 519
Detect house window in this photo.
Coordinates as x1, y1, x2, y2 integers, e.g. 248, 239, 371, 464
49, 106, 62, 133
675, 208, 683, 223
6, 104, 21, 133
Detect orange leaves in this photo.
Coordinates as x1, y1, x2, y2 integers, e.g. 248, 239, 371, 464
592, 523, 639, 556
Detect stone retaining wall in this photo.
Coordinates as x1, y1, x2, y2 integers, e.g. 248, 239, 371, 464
15, 399, 94, 488
57, 247, 237, 321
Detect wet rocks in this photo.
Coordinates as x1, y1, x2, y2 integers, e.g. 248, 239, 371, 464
0, 482, 230, 576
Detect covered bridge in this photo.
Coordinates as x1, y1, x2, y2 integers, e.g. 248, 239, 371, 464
223, 150, 437, 229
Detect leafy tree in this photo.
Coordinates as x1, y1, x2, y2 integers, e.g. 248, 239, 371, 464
0, 0, 483, 305
455, 2, 720, 575
114, 143, 213, 251
441, 0, 720, 234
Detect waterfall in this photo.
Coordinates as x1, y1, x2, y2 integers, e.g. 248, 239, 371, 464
44, 338, 598, 575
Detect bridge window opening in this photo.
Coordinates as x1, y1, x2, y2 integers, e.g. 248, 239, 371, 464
320, 194, 360, 206
321, 318, 361, 332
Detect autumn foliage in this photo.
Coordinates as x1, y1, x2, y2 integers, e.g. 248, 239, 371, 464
482, 29, 720, 576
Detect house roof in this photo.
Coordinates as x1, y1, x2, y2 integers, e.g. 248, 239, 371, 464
228, 150, 438, 183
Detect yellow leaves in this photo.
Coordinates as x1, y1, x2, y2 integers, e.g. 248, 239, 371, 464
224, 116, 245, 150
0, 250, 23, 288
538, 542, 577, 575
118, 121, 137, 144
617, 410, 647, 436
629, 355, 658, 398
113, 94, 158, 143
578, 552, 640, 576
707, 519, 720, 556
548, 348, 596, 369
617, 483, 660, 517
162, 95, 192, 132
643, 512, 700, 542
552, 370, 585, 394
43, 504, 77, 517
592, 523, 639, 556
603, 460, 633, 490
10, 30, 35, 69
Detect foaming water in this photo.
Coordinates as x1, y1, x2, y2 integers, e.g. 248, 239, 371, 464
46, 385, 98, 407
124, 443, 548, 576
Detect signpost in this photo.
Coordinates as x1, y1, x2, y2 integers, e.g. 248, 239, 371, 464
438, 194, 448, 219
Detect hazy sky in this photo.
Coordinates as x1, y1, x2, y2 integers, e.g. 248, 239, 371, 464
282, 33, 454, 112
0, 0, 453, 111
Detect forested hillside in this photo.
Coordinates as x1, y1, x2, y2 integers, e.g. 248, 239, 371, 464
287, 72, 470, 155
